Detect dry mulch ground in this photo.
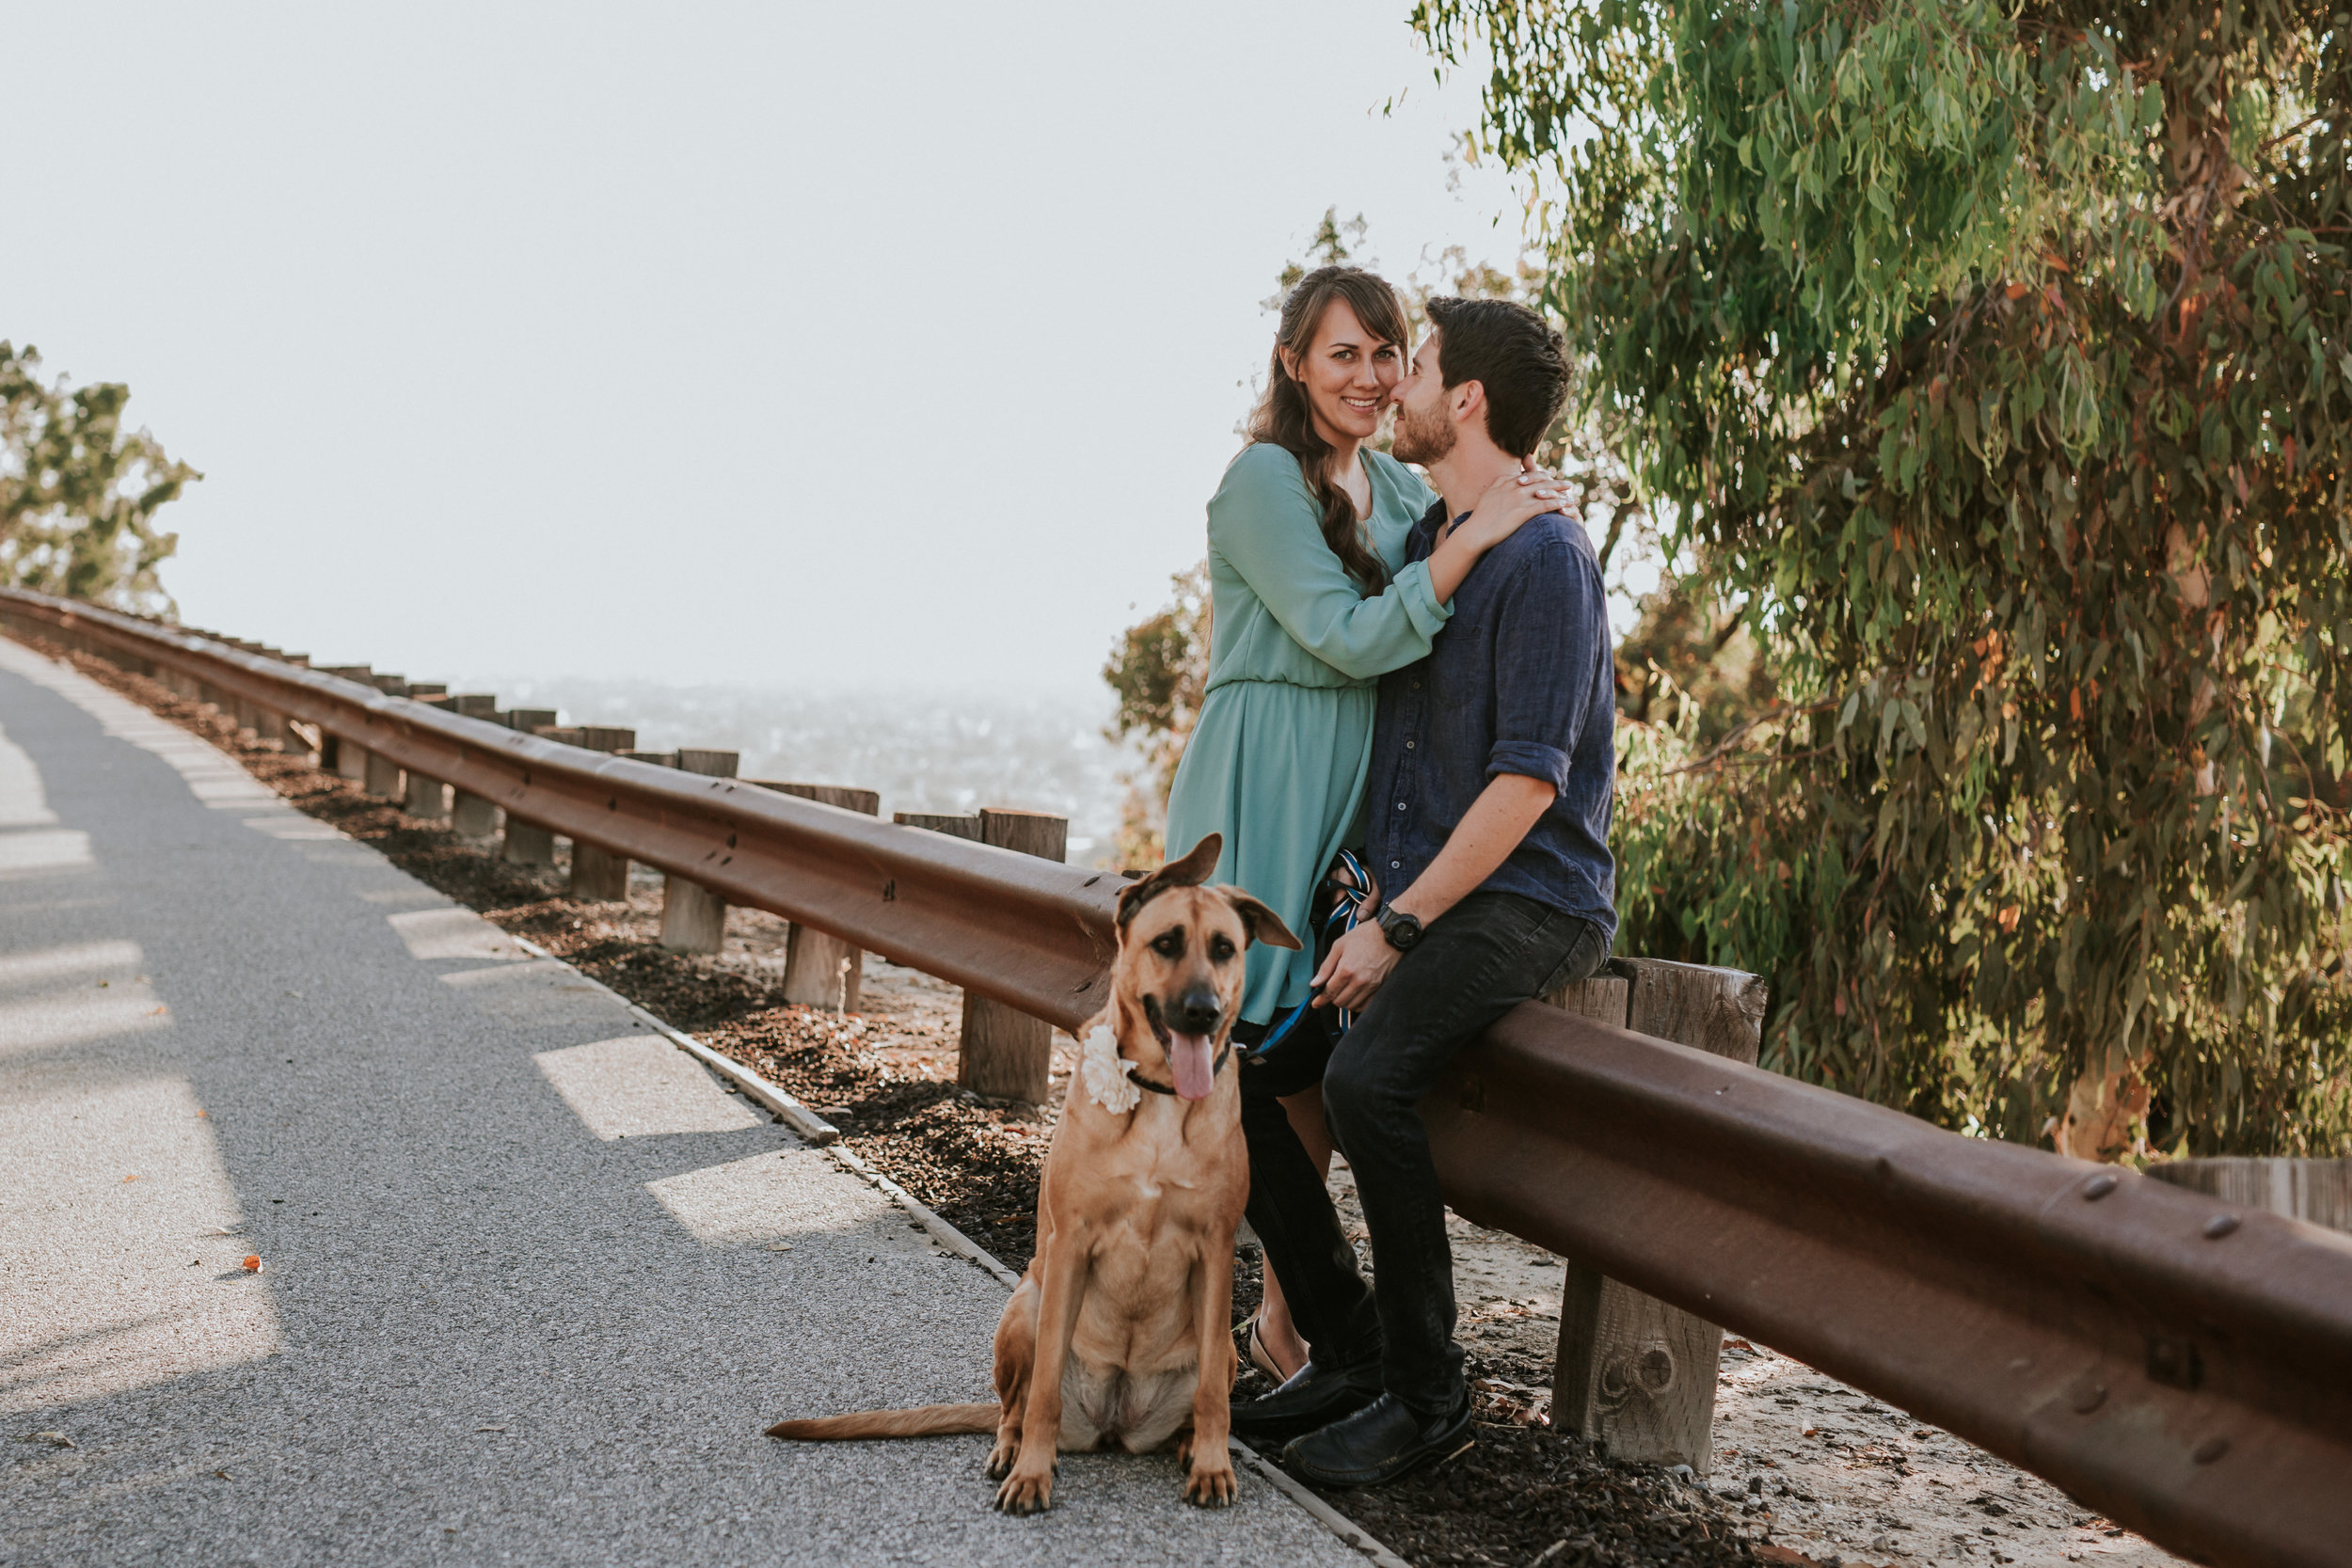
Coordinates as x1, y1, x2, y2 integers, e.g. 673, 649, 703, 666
35, 635, 1783, 1568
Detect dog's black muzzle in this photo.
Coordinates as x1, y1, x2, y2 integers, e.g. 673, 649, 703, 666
1146, 990, 1223, 1039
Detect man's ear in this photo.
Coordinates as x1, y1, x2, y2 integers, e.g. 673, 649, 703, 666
1450, 377, 1486, 428
1218, 887, 1301, 952
1117, 832, 1223, 928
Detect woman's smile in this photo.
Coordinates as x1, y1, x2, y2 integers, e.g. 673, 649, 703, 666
1281, 295, 1403, 450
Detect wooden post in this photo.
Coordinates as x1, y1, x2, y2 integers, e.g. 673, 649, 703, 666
319, 668, 373, 784
404, 769, 449, 821
894, 812, 982, 837
451, 790, 499, 839
442, 697, 488, 824
504, 819, 557, 866
2147, 1158, 2352, 1233
569, 842, 629, 897
447, 694, 498, 828
501, 709, 563, 866
961, 808, 1067, 1102
896, 809, 1065, 1096
565, 726, 638, 900
363, 749, 404, 800
659, 750, 741, 953
1548, 957, 1766, 1476
760, 783, 882, 1007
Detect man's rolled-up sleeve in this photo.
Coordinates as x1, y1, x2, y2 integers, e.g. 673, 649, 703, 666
1485, 538, 1607, 796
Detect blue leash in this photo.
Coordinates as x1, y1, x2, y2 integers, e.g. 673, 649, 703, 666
1253, 848, 1375, 1053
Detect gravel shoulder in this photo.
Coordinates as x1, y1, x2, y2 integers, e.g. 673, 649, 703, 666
16, 632, 2185, 1568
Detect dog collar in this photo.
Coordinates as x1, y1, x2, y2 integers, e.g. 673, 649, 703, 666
1129, 1044, 1232, 1097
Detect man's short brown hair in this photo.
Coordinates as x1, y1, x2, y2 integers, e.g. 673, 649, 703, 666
1424, 296, 1569, 459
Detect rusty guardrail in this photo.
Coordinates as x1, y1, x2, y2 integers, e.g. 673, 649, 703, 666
7, 585, 2350, 1568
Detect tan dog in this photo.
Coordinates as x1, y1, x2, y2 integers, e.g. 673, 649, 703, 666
765, 832, 1297, 1513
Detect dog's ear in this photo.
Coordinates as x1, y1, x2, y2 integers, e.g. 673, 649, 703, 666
1218, 887, 1300, 952
1117, 832, 1223, 928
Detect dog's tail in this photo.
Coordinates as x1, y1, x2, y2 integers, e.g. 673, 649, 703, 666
765, 1402, 1000, 1441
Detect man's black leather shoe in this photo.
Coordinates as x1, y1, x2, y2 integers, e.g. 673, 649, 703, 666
1228, 1357, 1384, 1446
1279, 1390, 1474, 1489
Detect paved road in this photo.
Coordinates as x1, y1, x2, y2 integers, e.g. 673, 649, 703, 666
0, 639, 1359, 1568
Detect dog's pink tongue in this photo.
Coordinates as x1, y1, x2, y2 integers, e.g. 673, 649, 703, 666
1170, 1034, 1216, 1101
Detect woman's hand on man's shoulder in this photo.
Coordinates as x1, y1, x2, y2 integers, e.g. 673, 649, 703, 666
1455, 467, 1567, 549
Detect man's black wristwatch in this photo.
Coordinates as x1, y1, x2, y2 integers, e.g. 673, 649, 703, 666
1375, 906, 1425, 952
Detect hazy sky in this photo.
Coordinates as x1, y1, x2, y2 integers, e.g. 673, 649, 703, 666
6, 3, 1536, 697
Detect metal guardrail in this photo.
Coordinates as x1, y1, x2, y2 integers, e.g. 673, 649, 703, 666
1427, 1009, 2352, 1568
7, 586, 2350, 1568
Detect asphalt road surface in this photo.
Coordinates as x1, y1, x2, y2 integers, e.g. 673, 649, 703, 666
0, 637, 1360, 1568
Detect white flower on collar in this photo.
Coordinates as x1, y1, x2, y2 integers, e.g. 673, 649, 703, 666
1080, 1024, 1141, 1115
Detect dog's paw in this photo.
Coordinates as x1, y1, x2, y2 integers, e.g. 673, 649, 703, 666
1184, 1463, 1237, 1509
993, 1469, 1055, 1515
1174, 1433, 1195, 1469
984, 1441, 1016, 1481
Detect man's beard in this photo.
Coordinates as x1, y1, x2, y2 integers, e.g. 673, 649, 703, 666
1391, 399, 1455, 466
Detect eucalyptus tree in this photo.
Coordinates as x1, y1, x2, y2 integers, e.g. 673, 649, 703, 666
2, 342, 197, 614
1414, 0, 2351, 1155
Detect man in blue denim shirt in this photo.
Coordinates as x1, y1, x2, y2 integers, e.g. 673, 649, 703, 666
1232, 297, 1616, 1489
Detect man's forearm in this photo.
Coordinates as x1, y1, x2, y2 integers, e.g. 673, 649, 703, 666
1311, 772, 1558, 1012
1386, 772, 1556, 927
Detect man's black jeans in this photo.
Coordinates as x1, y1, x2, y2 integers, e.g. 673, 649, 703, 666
1239, 892, 1607, 1417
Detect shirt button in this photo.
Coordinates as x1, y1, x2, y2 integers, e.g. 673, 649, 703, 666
1391, 860, 1401, 868
1396, 802, 1406, 811
1406, 740, 1415, 750
1411, 680, 1422, 690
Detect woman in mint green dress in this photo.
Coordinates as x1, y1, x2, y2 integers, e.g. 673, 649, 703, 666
1163, 265, 1560, 1377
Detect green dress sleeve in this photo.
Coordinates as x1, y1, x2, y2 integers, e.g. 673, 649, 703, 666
1208, 445, 1452, 681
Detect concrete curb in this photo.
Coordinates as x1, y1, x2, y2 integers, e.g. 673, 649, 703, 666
504, 934, 1410, 1567
826, 1144, 1022, 1289
1230, 1444, 1416, 1568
